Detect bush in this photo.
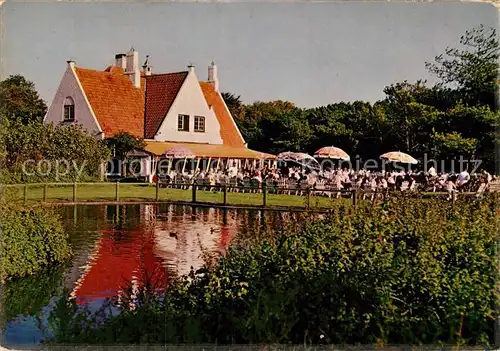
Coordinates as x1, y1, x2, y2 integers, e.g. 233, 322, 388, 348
47, 195, 498, 346
0, 199, 72, 280
0, 119, 110, 184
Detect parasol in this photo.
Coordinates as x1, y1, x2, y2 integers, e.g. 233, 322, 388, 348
380, 151, 418, 164
314, 146, 350, 161
277, 152, 320, 170
164, 146, 196, 159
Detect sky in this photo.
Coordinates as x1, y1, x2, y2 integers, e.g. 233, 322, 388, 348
1, 1, 497, 108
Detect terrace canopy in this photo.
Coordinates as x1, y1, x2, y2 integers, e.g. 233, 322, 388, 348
145, 141, 275, 160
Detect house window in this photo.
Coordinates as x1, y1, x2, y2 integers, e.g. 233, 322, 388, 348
63, 97, 75, 122
194, 116, 205, 132
177, 114, 190, 131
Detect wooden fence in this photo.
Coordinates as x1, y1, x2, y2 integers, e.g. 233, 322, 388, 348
0, 182, 389, 209
1, 181, 482, 210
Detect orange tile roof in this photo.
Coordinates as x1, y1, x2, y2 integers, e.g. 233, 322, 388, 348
75, 67, 144, 138
199, 82, 245, 148
144, 141, 275, 159
144, 72, 188, 139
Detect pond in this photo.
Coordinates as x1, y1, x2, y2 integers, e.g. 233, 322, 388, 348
2, 204, 302, 347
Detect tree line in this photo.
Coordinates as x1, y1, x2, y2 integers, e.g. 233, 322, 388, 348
223, 25, 499, 172
0, 25, 497, 179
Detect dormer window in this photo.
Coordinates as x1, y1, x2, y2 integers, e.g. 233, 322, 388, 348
63, 97, 75, 122
194, 116, 205, 132
178, 114, 189, 132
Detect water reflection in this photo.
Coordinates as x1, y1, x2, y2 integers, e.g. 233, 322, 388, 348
4, 204, 302, 346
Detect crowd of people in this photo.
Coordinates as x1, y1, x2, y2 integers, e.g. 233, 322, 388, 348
158, 162, 496, 199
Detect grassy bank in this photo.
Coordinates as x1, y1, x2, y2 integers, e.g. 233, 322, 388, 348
3, 183, 357, 209
47, 195, 499, 346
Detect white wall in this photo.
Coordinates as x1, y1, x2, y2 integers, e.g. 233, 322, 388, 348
43, 64, 101, 136
154, 70, 223, 144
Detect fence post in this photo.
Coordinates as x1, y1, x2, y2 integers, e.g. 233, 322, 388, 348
262, 182, 267, 208
223, 185, 227, 206
115, 181, 119, 201
24, 184, 27, 203
452, 191, 456, 206
73, 182, 77, 202
306, 188, 311, 209
192, 182, 197, 203
352, 189, 357, 208
43, 184, 47, 202
155, 179, 159, 201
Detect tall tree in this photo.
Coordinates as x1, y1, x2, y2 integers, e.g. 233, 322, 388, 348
104, 131, 146, 159
221, 92, 244, 122
425, 25, 499, 110
239, 101, 308, 153
381, 81, 440, 155
0, 75, 47, 125
430, 131, 478, 163
104, 132, 146, 177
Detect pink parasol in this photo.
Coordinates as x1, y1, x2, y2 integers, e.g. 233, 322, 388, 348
314, 146, 350, 161
164, 146, 195, 159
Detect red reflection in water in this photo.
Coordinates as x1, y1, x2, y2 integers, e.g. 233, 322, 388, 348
72, 206, 238, 304
73, 229, 168, 303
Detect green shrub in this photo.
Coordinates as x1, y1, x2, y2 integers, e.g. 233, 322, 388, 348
0, 119, 110, 184
0, 199, 72, 280
47, 195, 499, 346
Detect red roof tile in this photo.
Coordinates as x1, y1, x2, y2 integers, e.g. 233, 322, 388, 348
75, 67, 144, 138
144, 72, 188, 139
199, 82, 245, 147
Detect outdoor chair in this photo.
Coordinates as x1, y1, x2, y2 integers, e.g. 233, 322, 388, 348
229, 178, 238, 192
298, 180, 310, 196
475, 182, 487, 199
276, 179, 287, 194
250, 179, 261, 193
313, 180, 326, 196
286, 179, 298, 195
173, 176, 182, 189
242, 179, 251, 193
265, 179, 276, 194
325, 184, 338, 198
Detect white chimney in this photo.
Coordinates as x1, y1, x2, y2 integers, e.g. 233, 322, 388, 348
125, 47, 140, 88
187, 63, 195, 73
142, 55, 152, 76
208, 61, 219, 92
115, 54, 126, 70
66, 60, 75, 69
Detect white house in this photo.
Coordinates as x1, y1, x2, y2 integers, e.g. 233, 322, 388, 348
44, 47, 274, 180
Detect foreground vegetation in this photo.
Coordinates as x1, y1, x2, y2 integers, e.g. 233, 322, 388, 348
0, 197, 72, 280
47, 195, 499, 346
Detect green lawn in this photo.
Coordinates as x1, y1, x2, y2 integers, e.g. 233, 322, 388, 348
2, 183, 356, 210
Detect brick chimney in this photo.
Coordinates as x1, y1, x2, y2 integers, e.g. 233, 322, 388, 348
208, 61, 219, 92
125, 47, 140, 88
115, 53, 126, 70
